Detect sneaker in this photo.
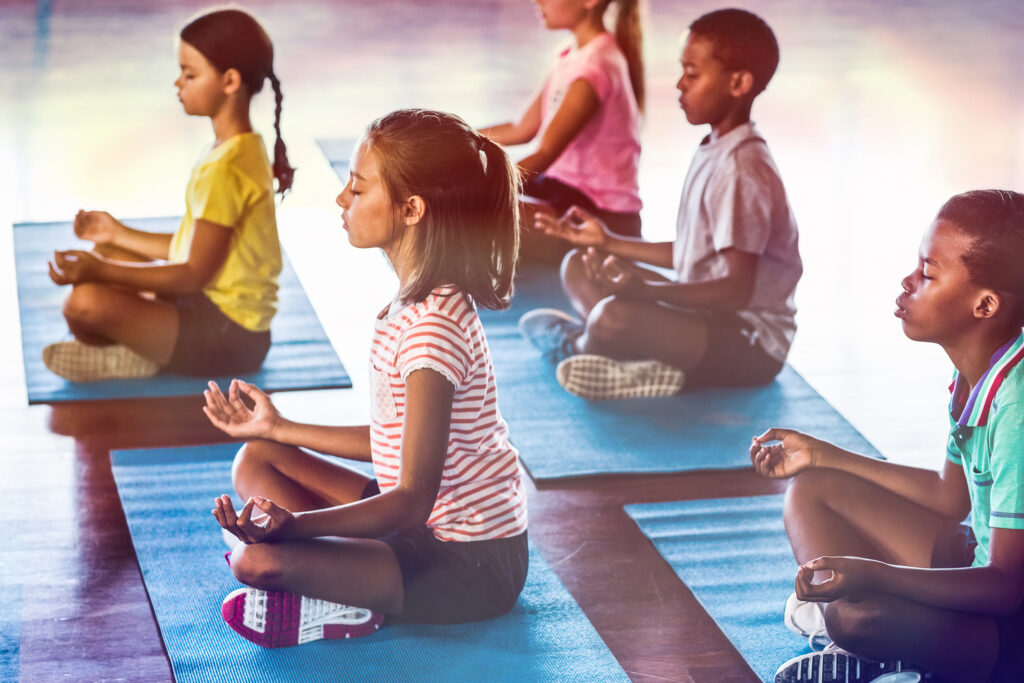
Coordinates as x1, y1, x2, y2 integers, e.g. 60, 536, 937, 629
555, 354, 684, 400
517, 308, 583, 362
784, 592, 831, 649
221, 587, 384, 648
42, 340, 159, 382
775, 646, 928, 682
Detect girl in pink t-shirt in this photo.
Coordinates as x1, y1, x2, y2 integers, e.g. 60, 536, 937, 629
204, 109, 528, 648
480, 0, 645, 262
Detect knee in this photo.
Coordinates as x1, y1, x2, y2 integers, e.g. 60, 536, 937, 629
230, 543, 286, 590
783, 468, 837, 520
586, 296, 633, 342
824, 594, 885, 654
559, 248, 587, 289
231, 440, 278, 488
62, 283, 110, 327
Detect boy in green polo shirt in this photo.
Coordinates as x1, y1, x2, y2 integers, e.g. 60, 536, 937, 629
750, 190, 1024, 683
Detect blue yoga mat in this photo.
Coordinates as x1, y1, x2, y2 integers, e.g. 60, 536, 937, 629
318, 140, 878, 479
478, 266, 882, 478
13, 218, 351, 403
110, 442, 627, 683
626, 495, 809, 682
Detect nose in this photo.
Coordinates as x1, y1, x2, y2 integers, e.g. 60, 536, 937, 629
675, 75, 685, 93
900, 273, 914, 293
336, 189, 348, 209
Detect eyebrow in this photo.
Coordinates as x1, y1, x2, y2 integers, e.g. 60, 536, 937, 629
350, 171, 366, 181
922, 256, 940, 267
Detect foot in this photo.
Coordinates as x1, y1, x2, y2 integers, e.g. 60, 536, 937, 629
775, 646, 929, 682
221, 587, 384, 648
555, 354, 684, 400
42, 340, 159, 382
784, 591, 831, 649
517, 308, 583, 362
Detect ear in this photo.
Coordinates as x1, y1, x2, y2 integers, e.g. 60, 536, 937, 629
401, 195, 426, 227
222, 68, 243, 96
729, 70, 755, 98
974, 291, 1001, 320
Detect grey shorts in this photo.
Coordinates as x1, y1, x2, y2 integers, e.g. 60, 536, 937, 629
685, 311, 783, 389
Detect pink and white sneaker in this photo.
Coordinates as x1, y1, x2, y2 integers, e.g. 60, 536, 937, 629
221, 587, 384, 648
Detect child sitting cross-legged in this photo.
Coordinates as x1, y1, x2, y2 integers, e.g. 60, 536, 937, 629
754, 190, 1024, 683
518, 8, 801, 400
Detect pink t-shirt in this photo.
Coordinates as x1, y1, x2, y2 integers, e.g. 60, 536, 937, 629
540, 32, 642, 213
368, 288, 528, 542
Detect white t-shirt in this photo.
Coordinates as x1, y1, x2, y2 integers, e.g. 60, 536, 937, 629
369, 288, 528, 542
673, 122, 802, 363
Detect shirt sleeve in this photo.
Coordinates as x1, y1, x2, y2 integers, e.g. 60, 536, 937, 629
988, 400, 1024, 530
395, 309, 473, 389
705, 141, 785, 255
187, 160, 257, 229
574, 55, 611, 102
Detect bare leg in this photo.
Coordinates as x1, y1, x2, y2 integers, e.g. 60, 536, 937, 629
227, 441, 402, 612
783, 469, 998, 680
62, 282, 178, 364
825, 592, 998, 682
231, 537, 404, 615
231, 440, 374, 512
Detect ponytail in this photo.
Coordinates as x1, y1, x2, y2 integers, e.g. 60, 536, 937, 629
477, 135, 520, 308
180, 8, 294, 195
268, 72, 295, 196
365, 109, 520, 310
610, 0, 645, 113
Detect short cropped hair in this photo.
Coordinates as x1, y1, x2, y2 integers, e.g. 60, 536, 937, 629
937, 190, 1024, 324
689, 8, 779, 95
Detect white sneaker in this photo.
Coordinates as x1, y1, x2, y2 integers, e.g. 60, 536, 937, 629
555, 354, 684, 400
774, 644, 927, 682
42, 340, 159, 382
784, 591, 831, 649
221, 587, 384, 648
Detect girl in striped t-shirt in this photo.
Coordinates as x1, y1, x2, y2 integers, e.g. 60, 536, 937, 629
204, 109, 528, 648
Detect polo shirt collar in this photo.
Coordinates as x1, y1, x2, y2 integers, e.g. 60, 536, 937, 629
950, 331, 1024, 427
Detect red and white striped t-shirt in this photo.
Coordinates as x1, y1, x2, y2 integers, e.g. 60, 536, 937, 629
368, 287, 528, 542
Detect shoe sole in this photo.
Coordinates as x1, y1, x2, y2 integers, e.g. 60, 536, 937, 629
221, 588, 383, 649
556, 354, 684, 400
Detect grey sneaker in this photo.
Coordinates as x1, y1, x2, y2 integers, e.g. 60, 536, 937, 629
555, 354, 684, 400
518, 308, 583, 362
42, 340, 159, 382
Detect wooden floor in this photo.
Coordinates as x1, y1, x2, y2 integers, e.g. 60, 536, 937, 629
2, 0, 1022, 680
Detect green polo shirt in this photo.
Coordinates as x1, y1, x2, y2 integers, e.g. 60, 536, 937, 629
946, 331, 1024, 567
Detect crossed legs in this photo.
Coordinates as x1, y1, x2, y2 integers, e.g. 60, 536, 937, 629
227, 441, 404, 615
784, 469, 999, 682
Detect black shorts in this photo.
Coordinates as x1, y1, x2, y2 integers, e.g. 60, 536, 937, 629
684, 311, 783, 390
931, 524, 1024, 683
362, 479, 529, 624
163, 293, 271, 376
523, 174, 642, 238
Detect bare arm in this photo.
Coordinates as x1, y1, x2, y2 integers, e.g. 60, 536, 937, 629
479, 89, 544, 146
204, 380, 373, 461
286, 368, 453, 538
751, 428, 972, 522
535, 207, 675, 267
51, 219, 233, 295
74, 210, 173, 260
516, 78, 599, 178
799, 527, 1024, 615
630, 249, 761, 311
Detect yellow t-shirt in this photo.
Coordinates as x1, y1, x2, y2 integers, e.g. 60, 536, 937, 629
169, 132, 281, 332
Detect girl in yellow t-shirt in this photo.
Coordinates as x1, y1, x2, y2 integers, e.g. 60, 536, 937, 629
44, 7, 294, 382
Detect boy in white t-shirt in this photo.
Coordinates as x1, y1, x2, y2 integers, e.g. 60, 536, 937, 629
520, 8, 802, 400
